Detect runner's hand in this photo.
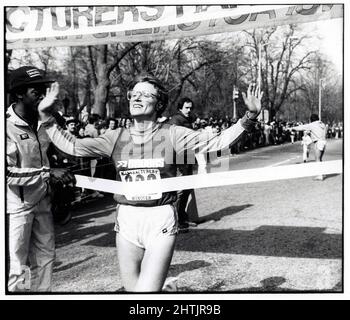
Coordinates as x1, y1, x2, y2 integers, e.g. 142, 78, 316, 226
242, 83, 263, 116
38, 82, 60, 114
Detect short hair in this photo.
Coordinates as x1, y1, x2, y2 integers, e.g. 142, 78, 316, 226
107, 117, 118, 127
177, 97, 193, 110
9, 86, 27, 102
127, 73, 168, 116
310, 114, 319, 122
88, 114, 100, 124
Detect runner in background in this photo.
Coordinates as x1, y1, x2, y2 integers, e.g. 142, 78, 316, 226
290, 114, 327, 180
301, 130, 312, 163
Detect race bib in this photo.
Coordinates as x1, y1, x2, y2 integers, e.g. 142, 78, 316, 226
120, 168, 162, 201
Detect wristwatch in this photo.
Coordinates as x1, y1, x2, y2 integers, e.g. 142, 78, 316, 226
246, 111, 258, 121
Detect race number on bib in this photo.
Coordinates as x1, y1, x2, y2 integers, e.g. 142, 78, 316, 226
119, 169, 162, 201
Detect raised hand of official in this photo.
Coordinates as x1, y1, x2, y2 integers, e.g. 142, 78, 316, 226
38, 82, 60, 114
50, 168, 76, 187
242, 83, 263, 118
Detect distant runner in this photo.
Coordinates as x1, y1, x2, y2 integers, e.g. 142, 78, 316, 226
291, 114, 327, 180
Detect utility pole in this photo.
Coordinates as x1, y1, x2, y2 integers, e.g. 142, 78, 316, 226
257, 41, 269, 122
232, 85, 239, 119
258, 41, 269, 90
258, 42, 262, 90
318, 78, 324, 121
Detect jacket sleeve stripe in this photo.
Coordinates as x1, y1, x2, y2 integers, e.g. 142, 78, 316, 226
7, 167, 50, 178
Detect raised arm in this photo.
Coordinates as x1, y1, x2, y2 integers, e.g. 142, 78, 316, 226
42, 120, 119, 158
38, 82, 118, 158
291, 123, 312, 132
171, 83, 263, 154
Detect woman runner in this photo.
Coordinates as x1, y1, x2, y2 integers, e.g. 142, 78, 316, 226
38, 74, 263, 292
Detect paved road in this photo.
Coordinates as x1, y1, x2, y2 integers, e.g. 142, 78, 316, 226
52, 139, 343, 292
208, 137, 343, 172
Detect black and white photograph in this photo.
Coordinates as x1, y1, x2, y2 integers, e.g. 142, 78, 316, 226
2, 1, 346, 299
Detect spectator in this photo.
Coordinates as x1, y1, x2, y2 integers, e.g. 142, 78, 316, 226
193, 117, 202, 130
169, 97, 198, 231
97, 120, 108, 135
6, 66, 75, 291
77, 125, 86, 138
84, 114, 100, 138
65, 117, 79, 137
125, 118, 132, 128
106, 118, 118, 132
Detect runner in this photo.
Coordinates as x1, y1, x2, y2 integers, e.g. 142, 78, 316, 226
290, 114, 327, 180
38, 74, 263, 292
301, 130, 312, 163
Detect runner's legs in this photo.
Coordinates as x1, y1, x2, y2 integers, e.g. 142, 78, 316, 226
116, 233, 176, 292
116, 234, 144, 291
135, 234, 176, 292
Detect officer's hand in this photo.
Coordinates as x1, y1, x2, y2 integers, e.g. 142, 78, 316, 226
50, 168, 76, 186
38, 82, 60, 114
242, 83, 263, 117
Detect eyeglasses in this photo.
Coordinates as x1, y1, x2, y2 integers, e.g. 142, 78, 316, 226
127, 90, 158, 100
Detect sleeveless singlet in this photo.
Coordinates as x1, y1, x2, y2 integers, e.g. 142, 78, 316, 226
111, 123, 178, 207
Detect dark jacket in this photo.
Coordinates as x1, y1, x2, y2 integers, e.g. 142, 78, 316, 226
168, 111, 193, 129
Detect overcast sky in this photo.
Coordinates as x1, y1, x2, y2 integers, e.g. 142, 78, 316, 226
306, 18, 343, 73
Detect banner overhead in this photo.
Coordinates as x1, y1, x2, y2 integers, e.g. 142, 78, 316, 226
6, 5, 343, 49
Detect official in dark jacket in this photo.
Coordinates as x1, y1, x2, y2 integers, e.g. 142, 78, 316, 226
168, 98, 197, 231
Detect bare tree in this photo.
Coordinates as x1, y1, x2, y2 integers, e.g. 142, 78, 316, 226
297, 53, 342, 123
87, 43, 140, 118
245, 25, 316, 121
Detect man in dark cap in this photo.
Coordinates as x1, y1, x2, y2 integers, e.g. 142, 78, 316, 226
65, 117, 79, 137
6, 66, 75, 291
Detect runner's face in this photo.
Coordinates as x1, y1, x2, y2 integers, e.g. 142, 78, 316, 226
128, 82, 158, 119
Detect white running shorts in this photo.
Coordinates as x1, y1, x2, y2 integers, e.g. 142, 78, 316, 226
316, 139, 327, 151
114, 204, 178, 249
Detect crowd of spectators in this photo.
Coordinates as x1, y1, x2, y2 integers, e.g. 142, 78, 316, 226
187, 115, 342, 154
58, 113, 343, 153
54, 112, 343, 175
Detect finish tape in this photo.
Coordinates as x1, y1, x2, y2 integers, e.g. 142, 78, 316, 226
75, 160, 342, 195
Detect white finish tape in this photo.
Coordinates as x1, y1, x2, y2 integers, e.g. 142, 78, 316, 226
75, 160, 342, 195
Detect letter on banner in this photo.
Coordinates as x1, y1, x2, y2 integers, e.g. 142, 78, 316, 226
6, 7, 30, 33
52, 7, 71, 31
95, 7, 116, 26
117, 6, 139, 24
250, 10, 276, 21
73, 6, 94, 29
5, 5, 344, 49
140, 6, 164, 21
